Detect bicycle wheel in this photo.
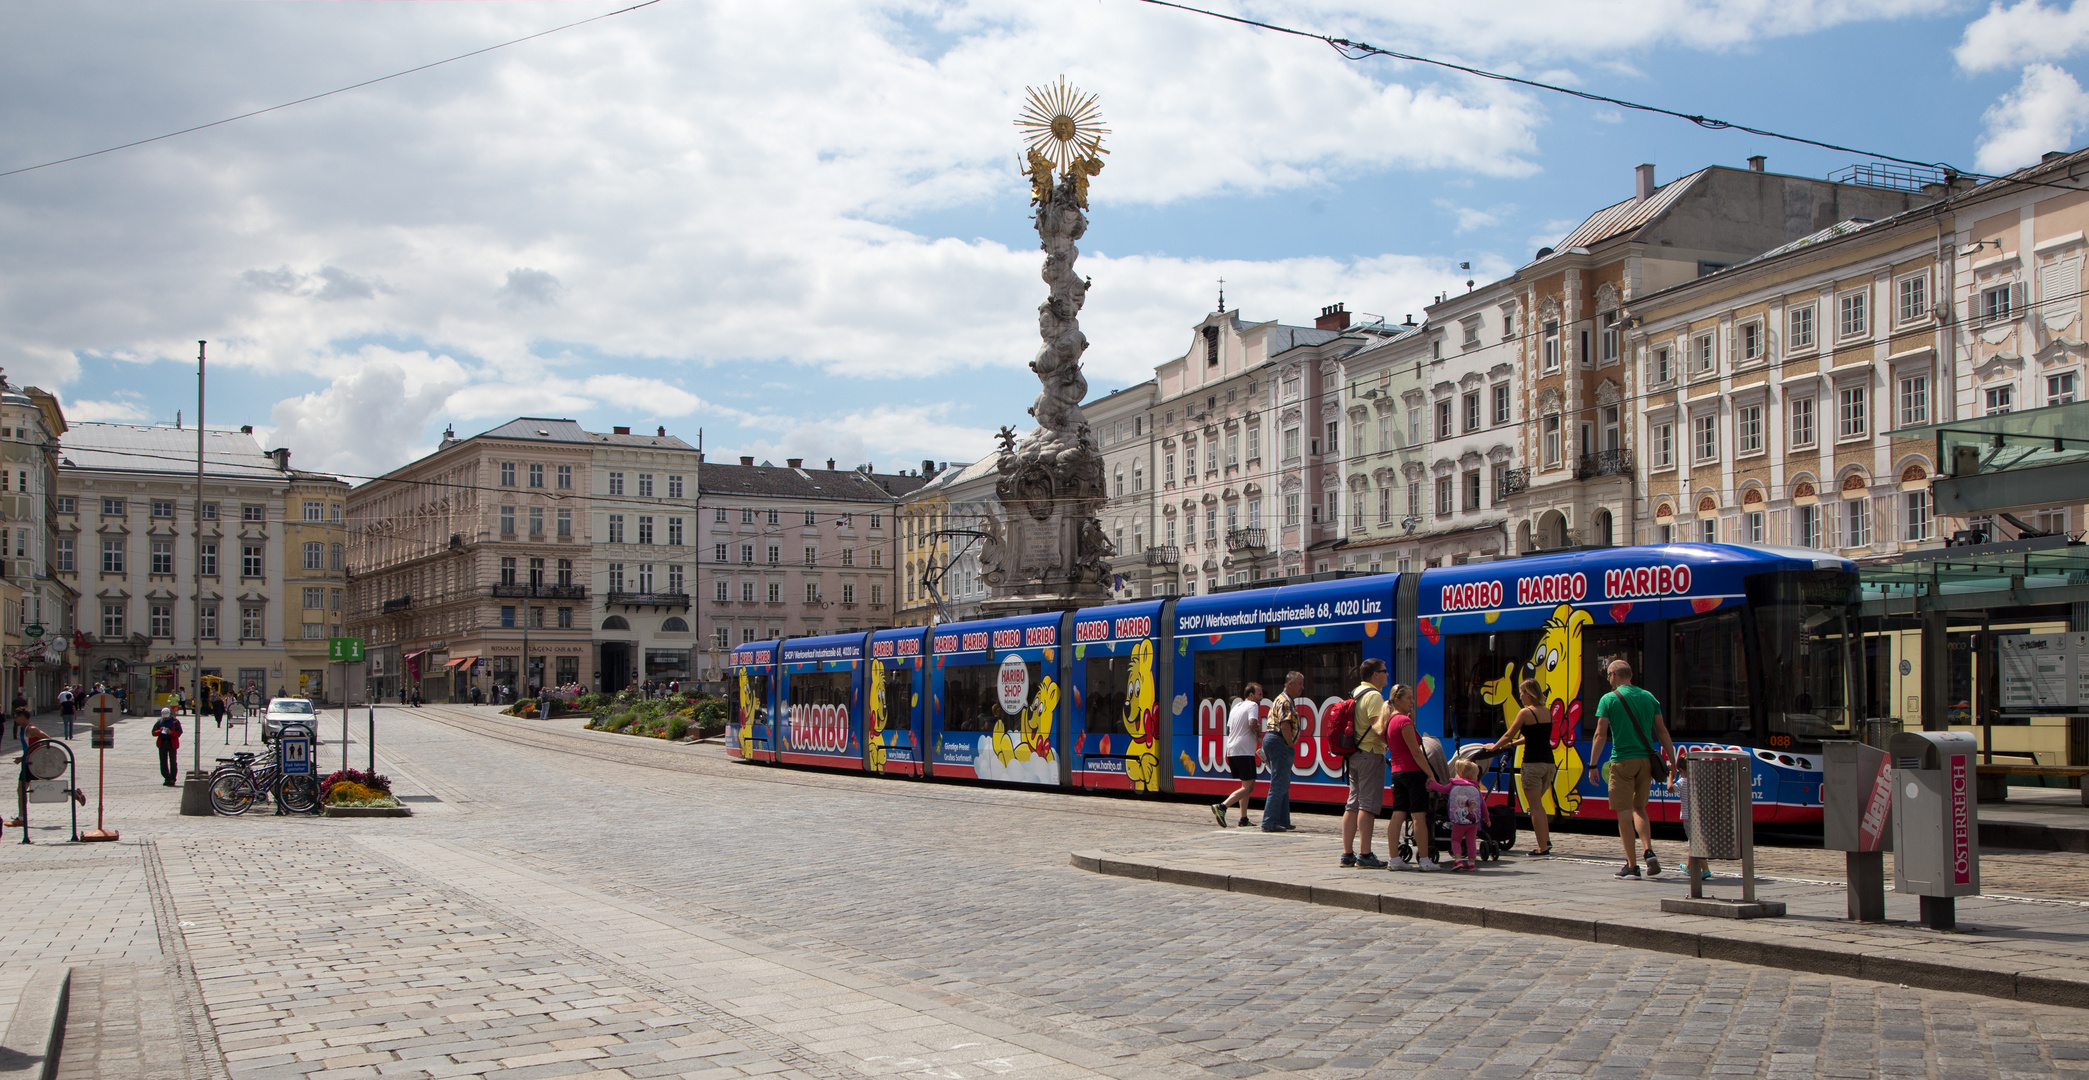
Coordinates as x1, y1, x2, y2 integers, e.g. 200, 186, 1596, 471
209, 773, 253, 816
280, 775, 320, 813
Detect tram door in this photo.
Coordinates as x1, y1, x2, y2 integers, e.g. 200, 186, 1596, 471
876, 659, 926, 777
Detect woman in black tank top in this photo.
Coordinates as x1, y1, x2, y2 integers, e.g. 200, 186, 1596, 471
1492, 677, 1556, 855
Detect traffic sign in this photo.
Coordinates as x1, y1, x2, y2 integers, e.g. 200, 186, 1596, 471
24, 624, 43, 638
328, 637, 364, 663
85, 692, 117, 728
90, 728, 113, 750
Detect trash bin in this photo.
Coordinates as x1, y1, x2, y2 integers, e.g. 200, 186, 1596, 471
1660, 749, 1784, 917
1860, 717, 1903, 749
1888, 729, 1980, 929
1824, 740, 1893, 921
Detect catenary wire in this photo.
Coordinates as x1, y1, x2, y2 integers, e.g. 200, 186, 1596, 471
0, 0, 663, 180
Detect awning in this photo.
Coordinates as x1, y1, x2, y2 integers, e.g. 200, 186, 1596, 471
443, 657, 475, 670
404, 650, 428, 661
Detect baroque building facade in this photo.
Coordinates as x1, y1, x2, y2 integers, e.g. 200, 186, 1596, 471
0, 382, 71, 707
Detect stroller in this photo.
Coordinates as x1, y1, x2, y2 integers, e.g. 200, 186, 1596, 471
1394, 739, 1519, 865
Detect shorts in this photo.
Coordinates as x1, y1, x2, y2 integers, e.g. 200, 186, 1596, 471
1607, 756, 1654, 811
1520, 760, 1558, 804
1227, 755, 1258, 784
1344, 751, 1386, 815
1387, 770, 1430, 814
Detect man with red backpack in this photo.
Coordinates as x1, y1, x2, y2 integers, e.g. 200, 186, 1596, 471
1336, 658, 1393, 868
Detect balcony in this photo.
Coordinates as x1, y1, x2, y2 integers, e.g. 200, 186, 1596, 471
1225, 528, 1267, 553
607, 591, 691, 608
381, 595, 413, 614
1496, 468, 1531, 501
1576, 448, 1634, 480
1144, 545, 1180, 566
490, 583, 589, 600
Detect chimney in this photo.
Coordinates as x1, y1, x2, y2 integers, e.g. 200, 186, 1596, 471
269, 447, 291, 471
1315, 303, 1350, 331
1402, 314, 1415, 326
786, 457, 803, 469
239, 425, 253, 434
613, 426, 631, 435
1747, 155, 1766, 172
656, 426, 665, 437
1635, 163, 1656, 200
739, 455, 754, 466
826, 458, 836, 470
921, 458, 936, 479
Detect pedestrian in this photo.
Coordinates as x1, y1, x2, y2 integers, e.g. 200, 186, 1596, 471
1260, 671, 1303, 832
152, 707, 183, 786
1490, 677, 1556, 856
1383, 682, 1441, 871
1340, 659, 1393, 869
57, 686, 75, 739
212, 693, 226, 728
1427, 758, 1487, 871
9, 689, 25, 717
115, 684, 128, 715
1589, 659, 1677, 879
1211, 682, 1263, 827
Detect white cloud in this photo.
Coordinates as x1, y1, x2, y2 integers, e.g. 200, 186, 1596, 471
61, 396, 150, 423
1976, 63, 2089, 171
267, 347, 472, 479
1956, 0, 2089, 72
1435, 200, 1516, 232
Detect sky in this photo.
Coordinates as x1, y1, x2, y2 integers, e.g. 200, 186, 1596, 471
5, 0, 2089, 483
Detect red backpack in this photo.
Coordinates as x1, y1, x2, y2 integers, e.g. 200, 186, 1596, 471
1324, 695, 1359, 758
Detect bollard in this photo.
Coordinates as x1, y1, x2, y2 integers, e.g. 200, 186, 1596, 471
367, 705, 375, 774
1823, 740, 1892, 922
1661, 749, 1786, 919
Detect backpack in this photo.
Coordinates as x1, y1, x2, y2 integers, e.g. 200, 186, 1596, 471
1324, 696, 1359, 758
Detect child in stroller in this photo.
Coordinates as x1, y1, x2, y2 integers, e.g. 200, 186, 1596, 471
1395, 740, 1517, 864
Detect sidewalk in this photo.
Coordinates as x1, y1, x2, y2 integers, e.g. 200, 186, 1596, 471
1073, 821, 2089, 1011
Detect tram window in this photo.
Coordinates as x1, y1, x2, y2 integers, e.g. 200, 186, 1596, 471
1750, 571, 1860, 742
1193, 644, 1361, 715
1669, 610, 1752, 737
1085, 654, 1135, 736
881, 667, 911, 732
1578, 624, 1645, 732
788, 672, 851, 711
1441, 630, 1541, 739
734, 673, 768, 726
943, 661, 1040, 732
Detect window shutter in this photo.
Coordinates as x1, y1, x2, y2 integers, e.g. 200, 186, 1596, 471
1875, 494, 1896, 550
1771, 508, 1788, 545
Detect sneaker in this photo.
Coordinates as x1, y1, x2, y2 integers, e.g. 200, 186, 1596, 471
4, 818, 21, 827
1340, 852, 1357, 867
1387, 857, 1415, 871
1699, 868, 1714, 881
1615, 863, 1643, 879
1238, 818, 1254, 828
1355, 852, 1387, 869
1260, 825, 1285, 833
1210, 803, 1228, 828
1416, 858, 1441, 873
1644, 849, 1662, 876
1527, 847, 1552, 857
1280, 824, 1298, 831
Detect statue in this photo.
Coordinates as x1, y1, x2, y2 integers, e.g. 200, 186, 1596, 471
979, 79, 1115, 609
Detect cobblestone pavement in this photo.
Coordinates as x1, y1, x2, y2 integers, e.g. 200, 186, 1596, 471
9, 703, 2089, 1078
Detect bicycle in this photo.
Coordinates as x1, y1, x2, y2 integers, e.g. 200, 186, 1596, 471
209, 750, 319, 815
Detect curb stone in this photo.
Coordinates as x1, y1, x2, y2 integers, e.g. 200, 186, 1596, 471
0, 967, 70, 1080
1071, 849, 2089, 1010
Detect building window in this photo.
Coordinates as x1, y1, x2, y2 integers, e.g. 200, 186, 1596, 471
610, 562, 626, 592
1699, 519, 1717, 542
331, 543, 344, 571
1284, 493, 1301, 528
1746, 511, 1765, 544
1797, 505, 1821, 548
1692, 413, 1719, 463
667, 517, 683, 546
1651, 421, 1675, 468
607, 515, 624, 543
766, 545, 780, 565
1435, 400, 1452, 441
1981, 283, 2017, 321
740, 543, 753, 563
1492, 384, 1511, 425
1114, 469, 1124, 497
53, 538, 72, 573
1899, 374, 1930, 427
150, 540, 174, 575
715, 579, 730, 602
768, 509, 781, 525
153, 500, 176, 519
558, 607, 573, 629
529, 557, 546, 588
331, 503, 343, 524
1738, 320, 1763, 364
102, 602, 124, 639
1790, 397, 1816, 447
1164, 453, 1175, 484
150, 605, 172, 639
2050, 371, 2079, 405
715, 627, 730, 649
199, 543, 216, 577
870, 583, 884, 605
240, 605, 264, 640
500, 556, 518, 586
841, 547, 855, 567
199, 603, 217, 640
1246, 426, 1260, 460
1986, 384, 2015, 414
1844, 499, 1871, 547
1735, 404, 1763, 455
302, 622, 325, 640
1789, 304, 1816, 351
1599, 311, 1620, 365
636, 564, 654, 592
1905, 491, 1932, 542
804, 545, 818, 566
1837, 385, 1868, 439
715, 508, 728, 523
1653, 346, 1673, 384
1463, 470, 1481, 511
805, 582, 820, 603
637, 516, 654, 545
668, 474, 683, 498
500, 462, 516, 486
1224, 433, 1239, 466
331, 588, 342, 611
1897, 273, 1928, 323
501, 606, 516, 628
1132, 462, 1144, 492
242, 504, 264, 522
1837, 290, 1868, 338
557, 464, 573, 490
1542, 416, 1561, 467
242, 545, 263, 578
870, 547, 882, 567
1693, 333, 1715, 374
667, 563, 682, 592
737, 579, 752, 602
608, 471, 625, 496
528, 463, 544, 488
841, 584, 856, 605
1542, 321, 1560, 371
557, 558, 574, 587
1378, 487, 1392, 523
557, 508, 572, 538
500, 506, 516, 536
1435, 477, 1453, 516
102, 498, 125, 518
638, 474, 654, 498
1205, 441, 1218, 472
101, 539, 124, 574
303, 541, 323, 570
1463, 392, 1480, 433
56, 496, 75, 515
1283, 427, 1301, 460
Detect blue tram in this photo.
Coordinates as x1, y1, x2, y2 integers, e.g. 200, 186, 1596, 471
727, 543, 1863, 825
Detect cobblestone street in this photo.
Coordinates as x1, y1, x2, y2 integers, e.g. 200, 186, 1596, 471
7, 703, 2089, 1079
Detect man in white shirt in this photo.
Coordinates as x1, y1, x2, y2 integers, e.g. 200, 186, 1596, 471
1211, 683, 1265, 828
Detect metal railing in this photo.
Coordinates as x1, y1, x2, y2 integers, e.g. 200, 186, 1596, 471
381, 596, 413, 614
1225, 528, 1267, 553
1496, 468, 1530, 500
490, 583, 589, 599
1145, 546, 1180, 566
606, 591, 691, 607
1576, 449, 1633, 480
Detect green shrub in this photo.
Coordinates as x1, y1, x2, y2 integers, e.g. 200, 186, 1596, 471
666, 716, 689, 740
603, 711, 634, 732
694, 698, 728, 728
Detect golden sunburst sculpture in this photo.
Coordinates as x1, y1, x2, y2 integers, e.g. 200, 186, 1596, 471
1016, 76, 1109, 208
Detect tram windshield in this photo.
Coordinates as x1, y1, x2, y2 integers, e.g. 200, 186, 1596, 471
1748, 570, 1861, 745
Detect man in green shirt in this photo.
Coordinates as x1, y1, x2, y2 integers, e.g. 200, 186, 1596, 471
1589, 660, 1676, 880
